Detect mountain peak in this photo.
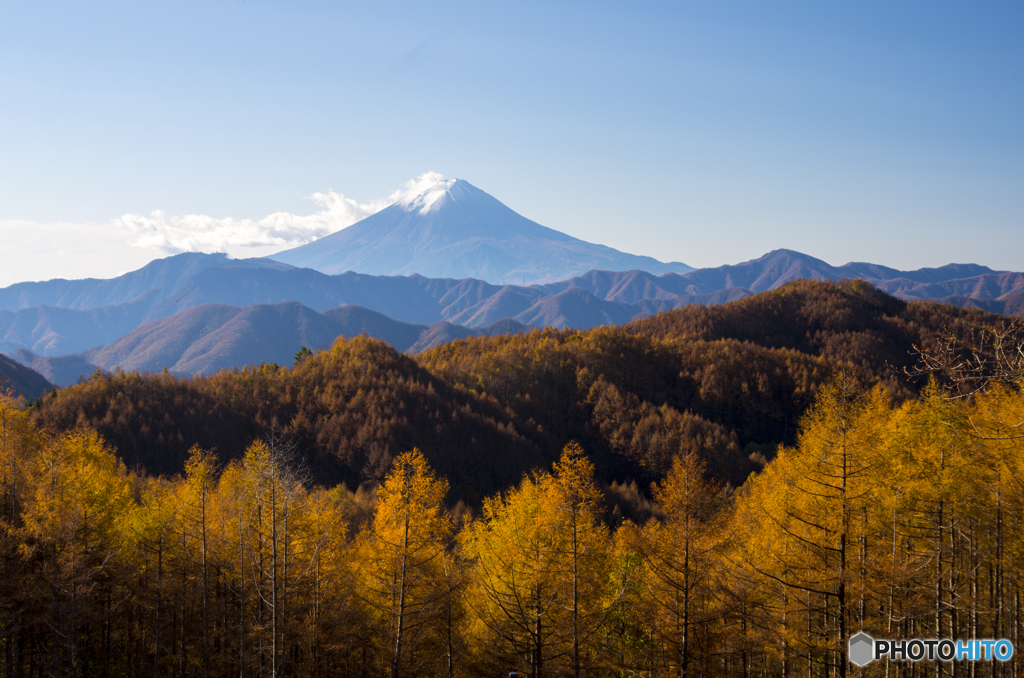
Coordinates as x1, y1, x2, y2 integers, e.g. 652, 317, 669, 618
397, 177, 465, 215
271, 178, 693, 283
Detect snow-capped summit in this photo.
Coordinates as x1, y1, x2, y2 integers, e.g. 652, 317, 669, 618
271, 178, 692, 284
397, 177, 458, 214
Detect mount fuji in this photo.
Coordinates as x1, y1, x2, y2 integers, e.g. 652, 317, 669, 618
270, 178, 693, 284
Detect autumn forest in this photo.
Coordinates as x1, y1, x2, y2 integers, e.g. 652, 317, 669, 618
2, 280, 1023, 677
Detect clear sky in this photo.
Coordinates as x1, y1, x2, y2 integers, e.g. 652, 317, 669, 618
1, 1, 1022, 284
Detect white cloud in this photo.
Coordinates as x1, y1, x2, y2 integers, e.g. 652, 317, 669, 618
116, 171, 447, 254
387, 171, 446, 203
0, 172, 448, 286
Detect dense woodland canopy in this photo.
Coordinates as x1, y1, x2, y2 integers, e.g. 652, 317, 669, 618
2, 368, 1024, 677
2, 279, 1021, 677
26, 280, 1009, 500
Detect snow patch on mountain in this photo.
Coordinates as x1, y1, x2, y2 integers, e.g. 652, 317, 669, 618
270, 178, 693, 284
399, 177, 456, 214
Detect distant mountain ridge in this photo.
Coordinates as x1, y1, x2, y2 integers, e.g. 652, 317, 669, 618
15, 302, 535, 385
0, 253, 290, 312
3, 249, 1023, 386
270, 178, 694, 284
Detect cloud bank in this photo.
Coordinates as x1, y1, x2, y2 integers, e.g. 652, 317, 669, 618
117, 171, 446, 254
0, 173, 447, 286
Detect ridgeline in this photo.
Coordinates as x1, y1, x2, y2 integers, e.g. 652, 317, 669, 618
28, 279, 1007, 501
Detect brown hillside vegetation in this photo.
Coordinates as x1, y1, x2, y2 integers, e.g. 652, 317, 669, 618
0, 354, 54, 400
29, 338, 541, 504
417, 327, 831, 485
2, 370, 1023, 676
29, 280, 1012, 501
626, 278, 996, 386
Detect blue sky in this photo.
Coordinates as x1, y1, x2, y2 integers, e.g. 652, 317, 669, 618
1, 1, 1022, 283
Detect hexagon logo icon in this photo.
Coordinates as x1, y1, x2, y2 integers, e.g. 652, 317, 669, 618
849, 632, 875, 667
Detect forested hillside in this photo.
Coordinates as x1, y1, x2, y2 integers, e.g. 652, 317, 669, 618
0, 354, 54, 400
625, 277, 983, 386
1, 280, 1020, 677
2, 367, 1022, 676
29, 339, 542, 503
28, 280, 1008, 501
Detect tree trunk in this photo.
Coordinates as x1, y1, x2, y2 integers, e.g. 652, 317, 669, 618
202, 483, 210, 678
391, 512, 410, 678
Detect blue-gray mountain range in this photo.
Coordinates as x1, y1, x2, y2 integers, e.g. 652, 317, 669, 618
2, 179, 1021, 387
10, 304, 533, 387
4, 248, 1021, 387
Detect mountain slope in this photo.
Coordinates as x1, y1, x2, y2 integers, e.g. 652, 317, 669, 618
0, 354, 55, 400
623, 277, 1009, 389
513, 287, 641, 329
872, 271, 1024, 301
12, 350, 97, 389
2, 249, 1021, 362
673, 249, 1006, 296
19, 303, 534, 385
31, 280, 1016, 499
271, 178, 694, 284
0, 252, 292, 312
0, 297, 158, 356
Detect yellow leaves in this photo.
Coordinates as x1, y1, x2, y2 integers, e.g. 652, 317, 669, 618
462, 442, 617, 675
723, 369, 1024, 667
350, 449, 459, 675
184, 444, 217, 488
0, 392, 35, 464
0, 397, 131, 581
625, 452, 727, 674
362, 449, 453, 596
22, 428, 129, 549
547, 440, 603, 513
376, 448, 450, 536
462, 472, 553, 642
0, 393, 38, 537
650, 450, 717, 526
465, 470, 549, 585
